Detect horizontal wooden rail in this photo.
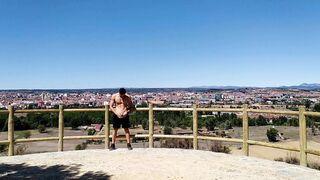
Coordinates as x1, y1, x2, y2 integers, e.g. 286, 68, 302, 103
15, 137, 59, 143
136, 108, 149, 111
198, 136, 243, 143
306, 149, 320, 156
63, 135, 105, 140
153, 134, 194, 139
135, 134, 149, 138
0, 110, 9, 114
64, 108, 105, 112
304, 111, 320, 117
15, 109, 60, 113
153, 107, 193, 111
197, 108, 243, 112
0, 140, 9, 144
247, 140, 300, 152
247, 109, 299, 116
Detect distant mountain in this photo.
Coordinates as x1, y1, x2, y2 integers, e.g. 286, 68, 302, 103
280, 83, 320, 90
191, 83, 320, 90
189, 85, 251, 90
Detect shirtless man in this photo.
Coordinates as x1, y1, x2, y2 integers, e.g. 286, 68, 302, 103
109, 88, 134, 150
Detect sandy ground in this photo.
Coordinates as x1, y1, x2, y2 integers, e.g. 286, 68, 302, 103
1, 149, 320, 180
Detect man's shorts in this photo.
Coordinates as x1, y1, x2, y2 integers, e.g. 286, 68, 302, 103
112, 114, 131, 129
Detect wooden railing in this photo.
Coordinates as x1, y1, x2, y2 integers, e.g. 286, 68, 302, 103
1, 104, 320, 167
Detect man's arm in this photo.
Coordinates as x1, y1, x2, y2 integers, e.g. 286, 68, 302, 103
109, 94, 116, 113
127, 96, 135, 113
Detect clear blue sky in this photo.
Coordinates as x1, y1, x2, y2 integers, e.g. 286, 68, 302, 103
0, 0, 320, 89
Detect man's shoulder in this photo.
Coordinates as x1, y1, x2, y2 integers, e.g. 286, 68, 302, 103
111, 93, 119, 98
125, 94, 132, 99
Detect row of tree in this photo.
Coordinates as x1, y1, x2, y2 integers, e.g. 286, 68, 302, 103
0, 103, 320, 131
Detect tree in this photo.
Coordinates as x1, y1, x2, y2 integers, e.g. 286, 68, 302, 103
256, 115, 268, 126
164, 126, 172, 135
205, 117, 216, 131
314, 103, 320, 112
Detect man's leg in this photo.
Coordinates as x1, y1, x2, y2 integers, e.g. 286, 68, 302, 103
112, 128, 118, 144
124, 128, 130, 144
124, 128, 133, 150
110, 128, 118, 150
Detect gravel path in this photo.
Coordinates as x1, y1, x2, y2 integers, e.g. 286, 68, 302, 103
1, 149, 320, 180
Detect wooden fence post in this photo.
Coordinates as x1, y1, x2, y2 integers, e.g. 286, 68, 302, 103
243, 104, 249, 156
8, 105, 14, 156
299, 106, 307, 166
193, 104, 198, 150
105, 105, 110, 149
149, 103, 154, 148
58, 105, 64, 152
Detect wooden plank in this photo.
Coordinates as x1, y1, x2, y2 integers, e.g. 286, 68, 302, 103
15, 137, 59, 143
8, 106, 14, 156
248, 109, 299, 116
58, 105, 64, 152
105, 105, 110, 149
243, 104, 249, 156
299, 106, 307, 166
15, 109, 59, 113
198, 136, 243, 143
247, 140, 300, 152
197, 108, 243, 112
149, 104, 154, 148
193, 104, 198, 150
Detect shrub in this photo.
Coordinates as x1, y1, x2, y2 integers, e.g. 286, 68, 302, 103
274, 157, 284, 162
87, 128, 96, 136
274, 155, 300, 165
266, 127, 278, 142
285, 156, 300, 165
75, 142, 87, 150
210, 141, 231, 154
308, 162, 320, 171
38, 125, 46, 133
0, 144, 8, 153
142, 120, 148, 130
160, 139, 193, 149
15, 144, 28, 155
164, 126, 172, 135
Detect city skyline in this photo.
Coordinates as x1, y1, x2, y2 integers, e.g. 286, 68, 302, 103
1, 1, 320, 89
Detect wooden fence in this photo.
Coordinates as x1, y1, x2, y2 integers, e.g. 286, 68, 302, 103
1, 104, 320, 167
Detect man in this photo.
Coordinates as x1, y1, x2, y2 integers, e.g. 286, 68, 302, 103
109, 88, 135, 150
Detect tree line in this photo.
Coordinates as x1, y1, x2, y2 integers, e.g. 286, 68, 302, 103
0, 103, 320, 131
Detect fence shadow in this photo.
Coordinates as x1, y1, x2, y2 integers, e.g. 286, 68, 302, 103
0, 163, 111, 179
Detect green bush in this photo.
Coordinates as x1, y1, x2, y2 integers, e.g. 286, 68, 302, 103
37, 125, 46, 133
160, 139, 193, 149
0, 144, 8, 153
15, 144, 28, 155
210, 141, 231, 154
75, 142, 87, 150
308, 162, 320, 171
266, 127, 278, 142
164, 126, 172, 135
87, 128, 96, 136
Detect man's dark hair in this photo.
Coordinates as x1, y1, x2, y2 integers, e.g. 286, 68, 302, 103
119, 88, 126, 95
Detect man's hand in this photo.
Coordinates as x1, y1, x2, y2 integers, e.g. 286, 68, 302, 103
122, 110, 129, 117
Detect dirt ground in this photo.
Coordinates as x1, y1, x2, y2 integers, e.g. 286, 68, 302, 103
1, 126, 320, 165
1, 149, 320, 180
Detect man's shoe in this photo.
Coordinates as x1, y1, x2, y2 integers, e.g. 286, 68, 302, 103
127, 143, 133, 150
110, 143, 116, 151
